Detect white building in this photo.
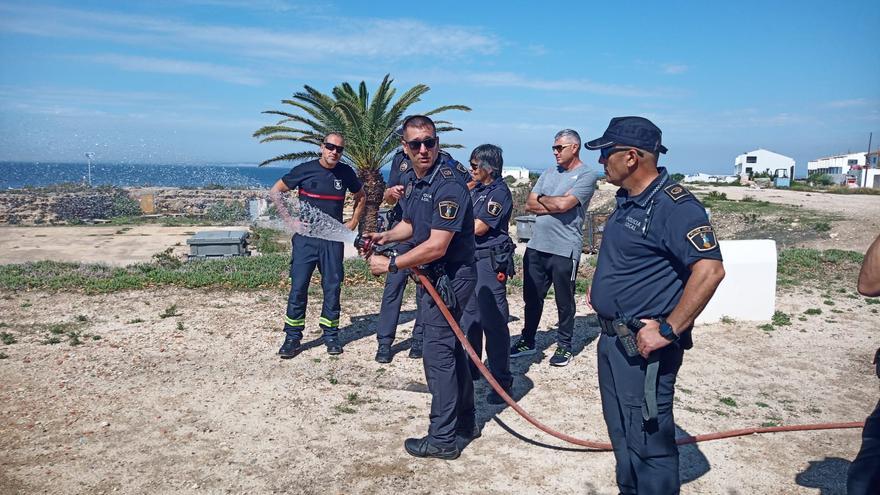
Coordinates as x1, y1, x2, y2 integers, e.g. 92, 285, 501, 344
807, 151, 866, 176
682, 173, 739, 184
734, 149, 795, 178
503, 166, 530, 181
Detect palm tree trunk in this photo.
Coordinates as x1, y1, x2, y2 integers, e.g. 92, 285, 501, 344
357, 168, 386, 234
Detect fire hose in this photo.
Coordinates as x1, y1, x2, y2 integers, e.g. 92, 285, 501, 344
411, 268, 864, 451
355, 236, 865, 450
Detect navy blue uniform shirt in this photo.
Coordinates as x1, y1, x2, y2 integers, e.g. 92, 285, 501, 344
401, 159, 475, 267
591, 168, 723, 321
281, 159, 362, 222
471, 177, 513, 250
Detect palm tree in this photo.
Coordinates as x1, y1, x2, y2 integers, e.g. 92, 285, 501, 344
254, 74, 471, 233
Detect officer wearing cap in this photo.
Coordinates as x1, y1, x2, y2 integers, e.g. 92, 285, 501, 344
460, 144, 515, 404
374, 142, 472, 363
365, 115, 476, 460
585, 116, 725, 494
270, 132, 365, 358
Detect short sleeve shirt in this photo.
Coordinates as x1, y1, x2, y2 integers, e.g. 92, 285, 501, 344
401, 160, 475, 267
527, 163, 598, 259
281, 159, 362, 222
472, 177, 513, 250
590, 168, 723, 321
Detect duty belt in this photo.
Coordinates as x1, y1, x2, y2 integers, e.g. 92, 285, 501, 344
596, 314, 661, 424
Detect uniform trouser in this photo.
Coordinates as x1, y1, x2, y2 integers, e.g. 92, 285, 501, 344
283, 235, 343, 341
418, 264, 476, 448
460, 255, 512, 387
521, 248, 578, 350
375, 243, 424, 346
847, 399, 880, 494
598, 333, 683, 495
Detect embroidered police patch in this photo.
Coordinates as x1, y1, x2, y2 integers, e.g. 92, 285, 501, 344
438, 201, 459, 220
686, 226, 718, 251
456, 162, 468, 175
487, 200, 502, 217
664, 184, 691, 202
439, 168, 453, 179
405, 181, 413, 199
333, 179, 343, 190
399, 161, 409, 172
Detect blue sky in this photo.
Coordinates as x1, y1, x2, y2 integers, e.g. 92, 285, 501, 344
0, 0, 878, 176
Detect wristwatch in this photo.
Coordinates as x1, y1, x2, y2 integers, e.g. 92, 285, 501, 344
659, 320, 678, 343
388, 255, 398, 274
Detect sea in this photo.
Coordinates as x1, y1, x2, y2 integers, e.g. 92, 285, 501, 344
0, 161, 591, 190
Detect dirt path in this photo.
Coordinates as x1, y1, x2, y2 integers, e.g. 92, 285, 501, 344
1, 282, 875, 494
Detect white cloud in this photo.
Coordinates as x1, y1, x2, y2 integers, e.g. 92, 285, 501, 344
81, 54, 263, 86
0, 3, 499, 61
463, 72, 667, 98
824, 98, 877, 109
661, 64, 689, 75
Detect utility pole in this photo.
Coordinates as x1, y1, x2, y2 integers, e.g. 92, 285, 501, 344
865, 132, 873, 188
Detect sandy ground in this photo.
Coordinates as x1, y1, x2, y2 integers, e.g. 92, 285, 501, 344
1, 187, 878, 494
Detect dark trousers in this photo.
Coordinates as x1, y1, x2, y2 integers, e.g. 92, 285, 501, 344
460, 255, 512, 387
375, 243, 424, 346
522, 247, 578, 349
848, 399, 880, 494
418, 264, 476, 447
283, 235, 343, 341
598, 333, 683, 495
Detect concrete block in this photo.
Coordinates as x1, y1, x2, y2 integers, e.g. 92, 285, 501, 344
696, 239, 776, 324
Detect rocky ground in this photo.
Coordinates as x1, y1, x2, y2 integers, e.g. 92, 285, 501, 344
1, 185, 878, 494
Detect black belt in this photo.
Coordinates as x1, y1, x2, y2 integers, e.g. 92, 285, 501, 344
597, 315, 616, 336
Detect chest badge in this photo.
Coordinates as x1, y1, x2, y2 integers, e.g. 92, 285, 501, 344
333, 179, 343, 190
686, 225, 718, 251
399, 161, 409, 172
438, 200, 459, 220
487, 200, 502, 217
405, 181, 413, 199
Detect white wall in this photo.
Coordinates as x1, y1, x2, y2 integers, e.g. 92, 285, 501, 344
696, 240, 777, 324
807, 152, 865, 176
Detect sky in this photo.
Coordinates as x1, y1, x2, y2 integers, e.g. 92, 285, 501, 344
0, 0, 878, 176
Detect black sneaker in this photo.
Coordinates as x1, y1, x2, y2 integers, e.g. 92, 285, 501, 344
375, 344, 392, 363
404, 436, 460, 460
509, 339, 537, 358
455, 424, 481, 441
278, 338, 301, 359
325, 339, 343, 355
549, 347, 573, 367
408, 340, 423, 359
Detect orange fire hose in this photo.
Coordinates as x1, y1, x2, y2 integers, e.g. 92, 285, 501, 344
411, 268, 865, 451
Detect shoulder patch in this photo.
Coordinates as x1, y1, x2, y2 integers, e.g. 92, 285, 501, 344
487, 200, 502, 217
664, 183, 691, 202
686, 225, 718, 252
438, 200, 459, 220
439, 168, 453, 179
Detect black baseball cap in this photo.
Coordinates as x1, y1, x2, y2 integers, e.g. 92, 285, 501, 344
585, 116, 668, 154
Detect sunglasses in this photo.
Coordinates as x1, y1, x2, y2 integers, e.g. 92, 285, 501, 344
405, 137, 438, 151
470, 162, 481, 170
323, 142, 344, 153
551, 143, 575, 153
600, 146, 645, 160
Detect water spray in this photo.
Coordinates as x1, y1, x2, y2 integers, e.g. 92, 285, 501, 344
84, 152, 95, 187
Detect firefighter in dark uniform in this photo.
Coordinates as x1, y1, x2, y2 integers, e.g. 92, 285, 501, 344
365, 115, 476, 460
374, 147, 471, 363
585, 117, 725, 494
270, 133, 365, 357
459, 144, 515, 404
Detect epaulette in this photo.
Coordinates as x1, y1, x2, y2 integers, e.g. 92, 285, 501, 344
664, 183, 692, 202
439, 167, 454, 179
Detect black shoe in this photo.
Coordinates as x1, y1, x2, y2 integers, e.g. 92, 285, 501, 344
549, 347, 572, 367
509, 339, 537, 358
278, 338, 301, 359
487, 383, 513, 405
325, 339, 343, 355
375, 344, 392, 363
404, 436, 460, 460
408, 340, 423, 359
455, 424, 481, 441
